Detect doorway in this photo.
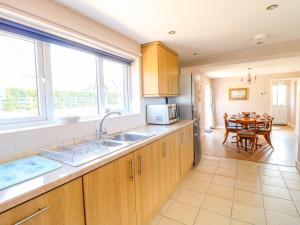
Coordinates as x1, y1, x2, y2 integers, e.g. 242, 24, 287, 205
271, 80, 289, 125
204, 84, 213, 130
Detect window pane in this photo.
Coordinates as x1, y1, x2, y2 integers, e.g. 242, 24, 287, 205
50, 44, 98, 117
102, 59, 127, 112
272, 85, 278, 106
278, 84, 286, 106
0, 34, 39, 121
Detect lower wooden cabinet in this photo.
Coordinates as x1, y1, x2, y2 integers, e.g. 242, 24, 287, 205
0, 178, 85, 225
134, 141, 162, 225
180, 125, 194, 176
83, 153, 136, 225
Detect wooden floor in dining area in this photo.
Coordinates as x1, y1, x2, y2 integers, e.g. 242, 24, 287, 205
201, 126, 297, 166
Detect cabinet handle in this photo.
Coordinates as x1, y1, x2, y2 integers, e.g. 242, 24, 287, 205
129, 159, 134, 181
162, 142, 166, 158
14, 206, 49, 225
138, 156, 142, 175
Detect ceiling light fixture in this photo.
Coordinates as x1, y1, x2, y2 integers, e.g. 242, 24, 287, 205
266, 4, 279, 10
168, 31, 176, 34
241, 68, 256, 85
192, 52, 197, 55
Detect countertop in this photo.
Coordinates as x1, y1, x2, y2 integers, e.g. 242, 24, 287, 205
0, 120, 194, 213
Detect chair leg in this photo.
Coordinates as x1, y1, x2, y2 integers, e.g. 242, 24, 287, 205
266, 134, 274, 150
237, 136, 240, 152
223, 131, 229, 144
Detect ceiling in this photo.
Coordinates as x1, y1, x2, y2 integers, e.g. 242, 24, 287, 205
54, 0, 300, 64
192, 55, 300, 78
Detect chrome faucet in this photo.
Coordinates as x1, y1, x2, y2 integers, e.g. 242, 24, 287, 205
97, 112, 122, 136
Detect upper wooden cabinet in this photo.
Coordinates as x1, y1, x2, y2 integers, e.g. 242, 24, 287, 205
141, 41, 179, 97
0, 178, 85, 225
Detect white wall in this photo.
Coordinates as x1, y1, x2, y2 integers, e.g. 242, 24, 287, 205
212, 71, 300, 127
0, 0, 148, 163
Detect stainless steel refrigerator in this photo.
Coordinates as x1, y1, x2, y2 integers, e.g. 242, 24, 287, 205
169, 73, 201, 166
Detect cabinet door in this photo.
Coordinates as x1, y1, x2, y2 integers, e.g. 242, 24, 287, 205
170, 53, 179, 95
134, 142, 161, 225
165, 132, 180, 192
180, 125, 194, 176
83, 153, 136, 225
0, 178, 85, 225
158, 45, 170, 95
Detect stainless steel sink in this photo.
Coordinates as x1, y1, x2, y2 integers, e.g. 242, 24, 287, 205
110, 132, 151, 142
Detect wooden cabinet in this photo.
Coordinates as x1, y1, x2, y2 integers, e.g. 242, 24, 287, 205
134, 141, 162, 225
0, 178, 85, 225
142, 41, 179, 97
83, 153, 136, 225
179, 125, 194, 176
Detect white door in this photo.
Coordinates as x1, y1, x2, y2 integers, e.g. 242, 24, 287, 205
272, 80, 288, 125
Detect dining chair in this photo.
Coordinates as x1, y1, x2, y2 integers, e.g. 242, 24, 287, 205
223, 114, 239, 144
236, 119, 258, 154
256, 116, 274, 149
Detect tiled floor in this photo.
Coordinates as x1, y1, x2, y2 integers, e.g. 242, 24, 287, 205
149, 155, 300, 225
201, 126, 297, 166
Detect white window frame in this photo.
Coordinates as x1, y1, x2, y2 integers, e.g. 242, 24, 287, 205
0, 32, 47, 125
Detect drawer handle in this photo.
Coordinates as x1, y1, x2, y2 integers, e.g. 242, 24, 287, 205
14, 206, 49, 225
138, 156, 142, 175
129, 159, 134, 181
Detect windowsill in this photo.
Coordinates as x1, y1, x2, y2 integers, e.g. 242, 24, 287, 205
0, 112, 142, 135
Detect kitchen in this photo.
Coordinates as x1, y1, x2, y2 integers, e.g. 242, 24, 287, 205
1, 1, 300, 225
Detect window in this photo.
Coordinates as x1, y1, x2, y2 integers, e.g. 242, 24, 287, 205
0, 33, 45, 124
100, 59, 130, 113
50, 44, 98, 117
0, 29, 133, 126
272, 83, 287, 106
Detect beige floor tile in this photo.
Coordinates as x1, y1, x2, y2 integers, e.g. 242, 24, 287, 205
238, 165, 259, 174
165, 201, 198, 225
263, 195, 299, 217
171, 188, 181, 199
149, 214, 163, 225
230, 219, 252, 225
188, 170, 213, 182
289, 189, 300, 202
208, 184, 234, 200
261, 184, 291, 200
157, 217, 184, 225
216, 167, 237, 178
285, 179, 300, 191
194, 209, 231, 225
237, 171, 260, 182
294, 201, 300, 214
221, 158, 238, 163
181, 178, 210, 193
259, 175, 286, 187
238, 160, 258, 167
219, 161, 238, 169
201, 195, 233, 217
200, 159, 220, 167
195, 165, 217, 174
212, 175, 236, 188
265, 210, 300, 225
282, 171, 300, 181
160, 199, 175, 214
235, 179, 261, 194
233, 189, 264, 208
176, 189, 205, 207
278, 166, 299, 173
232, 202, 266, 225
201, 155, 221, 161
259, 168, 282, 178
258, 163, 279, 171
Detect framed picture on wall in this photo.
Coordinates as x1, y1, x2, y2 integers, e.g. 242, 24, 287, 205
229, 88, 249, 100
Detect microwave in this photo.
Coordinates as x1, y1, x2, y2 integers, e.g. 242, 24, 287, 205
146, 104, 180, 125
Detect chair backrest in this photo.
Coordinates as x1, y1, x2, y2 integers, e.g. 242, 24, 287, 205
224, 113, 228, 118
268, 116, 274, 131
236, 119, 257, 133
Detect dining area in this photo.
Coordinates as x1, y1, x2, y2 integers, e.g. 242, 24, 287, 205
223, 112, 274, 154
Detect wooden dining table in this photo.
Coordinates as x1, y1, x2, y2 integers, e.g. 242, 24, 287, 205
227, 116, 267, 150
